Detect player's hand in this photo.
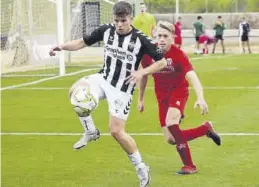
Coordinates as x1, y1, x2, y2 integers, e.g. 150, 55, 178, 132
138, 100, 144, 112
125, 70, 144, 85
216, 21, 222, 26
49, 46, 62, 56
194, 98, 209, 115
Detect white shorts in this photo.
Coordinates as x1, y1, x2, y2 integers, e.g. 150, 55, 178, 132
71, 74, 133, 121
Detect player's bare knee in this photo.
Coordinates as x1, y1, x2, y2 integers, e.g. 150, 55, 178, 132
110, 127, 125, 139
166, 108, 181, 125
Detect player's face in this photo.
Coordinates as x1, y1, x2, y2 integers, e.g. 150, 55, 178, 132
140, 4, 147, 13
114, 15, 132, 35
157, 28, 173, 53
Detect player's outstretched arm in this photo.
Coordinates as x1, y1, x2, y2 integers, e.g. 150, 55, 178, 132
138, 74, 148, 112
125, 58, 167, 84
186, 70, 209, 115
49, 39, 86, 56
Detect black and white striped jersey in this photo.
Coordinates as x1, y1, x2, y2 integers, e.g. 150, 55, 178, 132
239, 22, 250, 36
83, 23, 163, 95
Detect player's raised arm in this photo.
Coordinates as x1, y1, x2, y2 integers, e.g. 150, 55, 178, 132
141, 58, 167, 76
125, 58, 166, 84
49, 39, 86, 56
49, 24, 109, 56
186, 70, 208, 115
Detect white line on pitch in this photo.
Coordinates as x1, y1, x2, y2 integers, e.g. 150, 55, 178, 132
1, 68, 99, 91
1, 132, 259, 136
1, 54, 238, 91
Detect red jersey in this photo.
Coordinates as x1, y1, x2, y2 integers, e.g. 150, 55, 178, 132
174, 22, 182, 37
142, 45, 193, 96
199, 34, 214, 44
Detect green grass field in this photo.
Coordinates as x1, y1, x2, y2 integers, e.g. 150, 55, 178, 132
1, 54, 259, 187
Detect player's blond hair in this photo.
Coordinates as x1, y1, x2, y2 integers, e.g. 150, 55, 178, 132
157, 21, 175, 34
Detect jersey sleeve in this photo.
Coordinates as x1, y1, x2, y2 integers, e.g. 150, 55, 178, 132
83, 24, 110, 46
178, 51, 194, 74
140, 35, 163, 62
141, 54, 153, 68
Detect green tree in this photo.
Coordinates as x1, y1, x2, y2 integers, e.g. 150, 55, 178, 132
246, 0, 259, 12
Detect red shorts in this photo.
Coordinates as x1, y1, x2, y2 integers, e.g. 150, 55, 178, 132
174, 36, 182, 45
156, 88, 189, 127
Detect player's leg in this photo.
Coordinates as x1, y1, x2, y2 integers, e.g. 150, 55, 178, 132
106, 86, 150, 187
220, 36, 225, 54
163, 121, 221, 146
174, 36, 182, 49
109, 116, 150, 187
212, 36, 218, 53
195, 36, 200, 54
165, 107, 197, 174
167, 95, 220, 146
246, 39, 252, 53
178, 36, 182, 49
158, 99, 176, 145
241, 35, 246, 53
69, 74, 104, 149
202, 43, 208, 54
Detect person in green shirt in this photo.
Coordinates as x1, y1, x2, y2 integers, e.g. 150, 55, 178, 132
133, 3, 156, 38
193, 16, 205, 54
212, 16, 226, 54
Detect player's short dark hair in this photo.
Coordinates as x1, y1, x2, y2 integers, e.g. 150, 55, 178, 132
197, 16, 202, 20
218, 16, 222, 18
113, 1, 133, 17
140, 2, 145, 5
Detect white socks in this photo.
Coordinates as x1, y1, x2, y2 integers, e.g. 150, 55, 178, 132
128, 150, 143, 168
78, 115, 96, 133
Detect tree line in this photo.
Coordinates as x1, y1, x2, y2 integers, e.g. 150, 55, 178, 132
145, 0, 259, 13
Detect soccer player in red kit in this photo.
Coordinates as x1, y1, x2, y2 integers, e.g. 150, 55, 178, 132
199, 34, 214, 54
138, 21, 221, 174
174, 16, 182, 48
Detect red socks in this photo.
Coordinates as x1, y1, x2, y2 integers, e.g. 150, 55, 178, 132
202, 48, 208, 54
168, 125, 195, 167
182, 124, 208, 141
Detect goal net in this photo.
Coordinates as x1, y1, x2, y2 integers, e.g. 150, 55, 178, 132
1, 0, 115, 78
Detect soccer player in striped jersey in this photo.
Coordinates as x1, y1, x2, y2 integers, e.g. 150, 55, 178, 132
138, 21, 221, 175
239, 17, 252, 54
49, 1, 167, 186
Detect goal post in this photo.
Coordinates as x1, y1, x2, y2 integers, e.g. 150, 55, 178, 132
56, 0, 65, 76
1, 0, 140, 78
1, 0, 65, 77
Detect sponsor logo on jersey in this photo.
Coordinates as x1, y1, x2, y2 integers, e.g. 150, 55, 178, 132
127, 54, 133, 61
109, 36, 114, 42
128, 41, 135, 50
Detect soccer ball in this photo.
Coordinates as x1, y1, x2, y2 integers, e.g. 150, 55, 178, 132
71, 86, 98, 117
